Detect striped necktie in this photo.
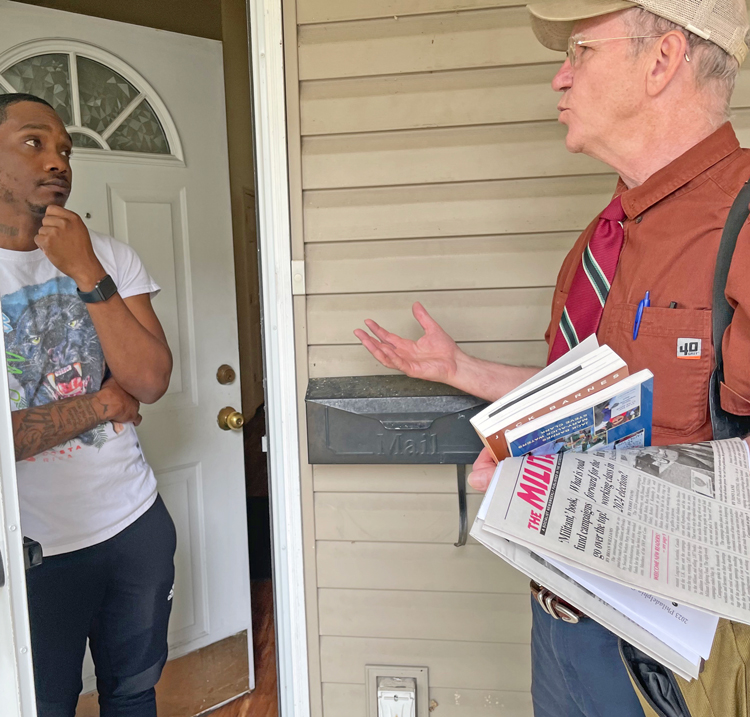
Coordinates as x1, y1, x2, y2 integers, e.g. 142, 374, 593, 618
547, 195, 626, 364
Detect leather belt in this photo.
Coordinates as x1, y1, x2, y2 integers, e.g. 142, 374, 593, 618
530, 581, 585, 624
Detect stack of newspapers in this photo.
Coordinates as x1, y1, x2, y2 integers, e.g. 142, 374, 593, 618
471, 340, 750, 679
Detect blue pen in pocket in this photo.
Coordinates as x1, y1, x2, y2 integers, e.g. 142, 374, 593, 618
633, 290, 650, 340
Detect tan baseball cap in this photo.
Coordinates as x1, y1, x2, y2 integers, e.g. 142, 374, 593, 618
527, 0, 750, 64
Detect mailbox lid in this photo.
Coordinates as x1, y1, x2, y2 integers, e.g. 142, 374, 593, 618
306, 374, 482, 401
305, 375, 487, 464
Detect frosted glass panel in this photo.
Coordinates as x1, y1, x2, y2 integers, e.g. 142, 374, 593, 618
1, 53, 173, 156
77, 57, 138, 133
108, 99, 169, 154
70, 132, 102, 149
3, 54, 72, 125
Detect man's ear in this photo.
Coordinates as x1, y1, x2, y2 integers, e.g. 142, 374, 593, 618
646, 30, 689, 96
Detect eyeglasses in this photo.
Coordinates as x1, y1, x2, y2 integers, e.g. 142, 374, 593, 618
566, 35, 663, 66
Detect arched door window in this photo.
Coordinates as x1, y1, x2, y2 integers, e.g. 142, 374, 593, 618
0, 43, 181, 159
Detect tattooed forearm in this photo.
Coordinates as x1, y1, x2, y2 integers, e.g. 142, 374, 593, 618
12, 395, 106, 462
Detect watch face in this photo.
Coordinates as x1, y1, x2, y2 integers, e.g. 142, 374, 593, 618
98, 275, 117, 301
78, 275, 117, 303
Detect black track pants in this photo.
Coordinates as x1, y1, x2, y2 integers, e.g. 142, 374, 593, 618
26, 495, 176, 717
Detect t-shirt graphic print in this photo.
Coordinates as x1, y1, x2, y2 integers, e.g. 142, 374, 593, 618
3, 276, 111, 448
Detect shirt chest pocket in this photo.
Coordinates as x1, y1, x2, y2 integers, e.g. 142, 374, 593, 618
600, 305, 713, 436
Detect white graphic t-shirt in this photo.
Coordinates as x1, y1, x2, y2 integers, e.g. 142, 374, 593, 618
0, 231, 160, 556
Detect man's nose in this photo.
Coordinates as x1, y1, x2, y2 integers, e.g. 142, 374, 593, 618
552, 58, 573, 92
42, 149, 70, 175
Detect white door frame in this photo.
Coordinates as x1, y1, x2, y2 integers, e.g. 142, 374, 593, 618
247, 1, 311, 716
0, 326, 37, 717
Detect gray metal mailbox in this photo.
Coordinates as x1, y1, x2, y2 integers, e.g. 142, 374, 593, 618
305, 375, 488, 547
305, 375, 487, 465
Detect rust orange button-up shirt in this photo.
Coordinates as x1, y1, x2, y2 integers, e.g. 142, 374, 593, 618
545, 123, 750, 446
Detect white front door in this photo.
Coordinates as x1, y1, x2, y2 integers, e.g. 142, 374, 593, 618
0, 0, 252, 690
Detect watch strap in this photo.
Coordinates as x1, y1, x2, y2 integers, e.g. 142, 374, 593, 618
77, 274, 117, 303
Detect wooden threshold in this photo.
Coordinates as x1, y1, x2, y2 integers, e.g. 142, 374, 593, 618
206, 580, 278, 717
76, 631, 250, 717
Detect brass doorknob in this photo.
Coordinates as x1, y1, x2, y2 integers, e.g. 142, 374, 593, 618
218, 406, 244, 431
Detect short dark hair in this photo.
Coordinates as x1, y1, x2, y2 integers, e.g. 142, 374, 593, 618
0, 93, 55, 126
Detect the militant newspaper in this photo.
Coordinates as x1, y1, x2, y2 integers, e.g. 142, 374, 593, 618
471, 438, 750, 680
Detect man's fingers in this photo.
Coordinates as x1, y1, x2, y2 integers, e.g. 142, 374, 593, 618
377, 342, 408, 373
44, 204, 74, 218
467, 448, 498, 492
361, 334, 408, 373
363, 319, 403, 349
353, 328, 372, 344
40, 215, 67, 229
474, 447, 497, 471
353, 329, 385, 356
355, 330, 397, 369
467, 467, 494, 492
133, 413, 143, 427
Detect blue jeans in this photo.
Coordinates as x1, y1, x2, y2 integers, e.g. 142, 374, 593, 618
26, 495, 176, 717
531, 597, 645, 717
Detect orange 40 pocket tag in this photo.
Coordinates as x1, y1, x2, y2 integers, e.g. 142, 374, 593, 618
677, 338, 702, 359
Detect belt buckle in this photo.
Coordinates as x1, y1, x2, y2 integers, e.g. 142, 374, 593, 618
554, 602, 581, 624
531, 581, 580, 624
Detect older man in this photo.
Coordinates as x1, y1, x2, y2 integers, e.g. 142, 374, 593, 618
355, 0, 750, 714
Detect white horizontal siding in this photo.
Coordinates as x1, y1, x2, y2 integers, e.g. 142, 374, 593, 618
320, 636, 531, 691
316, 542, 529, 593
297, 8, 558, 81
297, 0, 513, 25
304, 175, 612, 242
283, 2, 653, 715
307, 288, 555, 345
305, 234, 576, 294
322, 684, 532, 717
302, 121, 607, 189
318, 589, 532, 642
314, 491, 483, 544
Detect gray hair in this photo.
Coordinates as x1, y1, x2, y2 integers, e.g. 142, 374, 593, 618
623, 7, 739, 121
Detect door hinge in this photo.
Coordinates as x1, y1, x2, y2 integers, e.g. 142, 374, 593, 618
291, 260, 305, 295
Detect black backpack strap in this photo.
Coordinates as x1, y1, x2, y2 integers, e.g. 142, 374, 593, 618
709, 179, 750, 439
713, 180, 750, 372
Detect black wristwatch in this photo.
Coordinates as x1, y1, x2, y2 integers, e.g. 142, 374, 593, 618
77, 274, 118, 303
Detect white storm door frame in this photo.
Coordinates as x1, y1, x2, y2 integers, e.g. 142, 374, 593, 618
247, 1, 311, 717
0, 328, 37, 717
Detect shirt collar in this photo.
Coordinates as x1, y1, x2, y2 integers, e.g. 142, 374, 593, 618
617, 122, 740, 219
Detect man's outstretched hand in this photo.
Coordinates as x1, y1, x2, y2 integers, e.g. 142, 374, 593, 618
354, 302, 461, 385
468, 446, 497, 492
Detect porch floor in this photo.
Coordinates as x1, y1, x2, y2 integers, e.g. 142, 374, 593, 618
207, 579, 278, 717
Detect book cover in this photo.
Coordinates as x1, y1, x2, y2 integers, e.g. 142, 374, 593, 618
507, 377, 653, 457
484, 367, 630, 462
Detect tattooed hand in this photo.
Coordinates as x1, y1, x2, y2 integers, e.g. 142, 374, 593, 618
11, 378, 141, 461
97, 378, 142, 426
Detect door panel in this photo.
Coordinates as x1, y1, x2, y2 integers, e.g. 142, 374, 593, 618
108, 183, 194, 406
